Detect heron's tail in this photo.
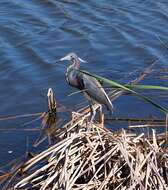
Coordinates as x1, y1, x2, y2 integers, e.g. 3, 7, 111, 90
104, 92, 113, 114
107, 101, 113, 115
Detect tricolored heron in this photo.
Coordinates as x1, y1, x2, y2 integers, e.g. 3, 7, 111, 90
59, 52, 113, 122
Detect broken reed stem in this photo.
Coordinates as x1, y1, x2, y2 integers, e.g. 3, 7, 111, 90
33, 88, 57, 147
47, 88, 57, 114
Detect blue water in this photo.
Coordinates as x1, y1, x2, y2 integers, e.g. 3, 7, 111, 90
0, 0, 167, 165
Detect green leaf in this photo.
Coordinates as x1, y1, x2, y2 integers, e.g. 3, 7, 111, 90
124, 84, 168, 91
79, 70, 168, 115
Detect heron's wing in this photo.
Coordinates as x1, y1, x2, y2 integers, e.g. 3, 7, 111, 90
80, 73, 113, 112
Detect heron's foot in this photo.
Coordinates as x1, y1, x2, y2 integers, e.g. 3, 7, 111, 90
84, 117, 91, 132
85, 110, 95, 132
86, 121, 93, 132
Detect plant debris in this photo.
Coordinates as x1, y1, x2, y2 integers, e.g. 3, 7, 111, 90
13, 107, 168, 190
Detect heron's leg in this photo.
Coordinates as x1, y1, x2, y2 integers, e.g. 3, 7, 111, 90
90, 104, 96, 123
86, 104, 95, 132
97, 105, 104, 127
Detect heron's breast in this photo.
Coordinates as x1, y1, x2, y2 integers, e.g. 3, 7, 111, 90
66, 70, 78, 87
65, 72, 69, 83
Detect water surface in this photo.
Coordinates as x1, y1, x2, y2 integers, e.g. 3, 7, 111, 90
0, 0, 167, 165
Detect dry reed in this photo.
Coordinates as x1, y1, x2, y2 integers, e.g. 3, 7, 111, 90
13, 104, 168, 190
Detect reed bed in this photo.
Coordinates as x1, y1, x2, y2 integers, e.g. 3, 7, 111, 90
1, 63, 168, 189
13, 104, 168, 190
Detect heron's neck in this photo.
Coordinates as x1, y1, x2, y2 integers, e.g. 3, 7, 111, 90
72, 59, 80, 69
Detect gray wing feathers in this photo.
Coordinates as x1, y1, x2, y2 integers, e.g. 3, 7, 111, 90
82, 74, 113, 112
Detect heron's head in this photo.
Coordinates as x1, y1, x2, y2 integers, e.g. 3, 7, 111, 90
59, 52, 86, 64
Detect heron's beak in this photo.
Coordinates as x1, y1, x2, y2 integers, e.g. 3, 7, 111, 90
60, 55, 71, 61
59, 54, 87, 63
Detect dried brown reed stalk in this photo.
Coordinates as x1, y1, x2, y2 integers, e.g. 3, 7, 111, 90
33, 88, 57, 147
13, 104, 168, 190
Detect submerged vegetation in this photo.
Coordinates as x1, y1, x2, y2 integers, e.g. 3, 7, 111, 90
0, 63, 168, 190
